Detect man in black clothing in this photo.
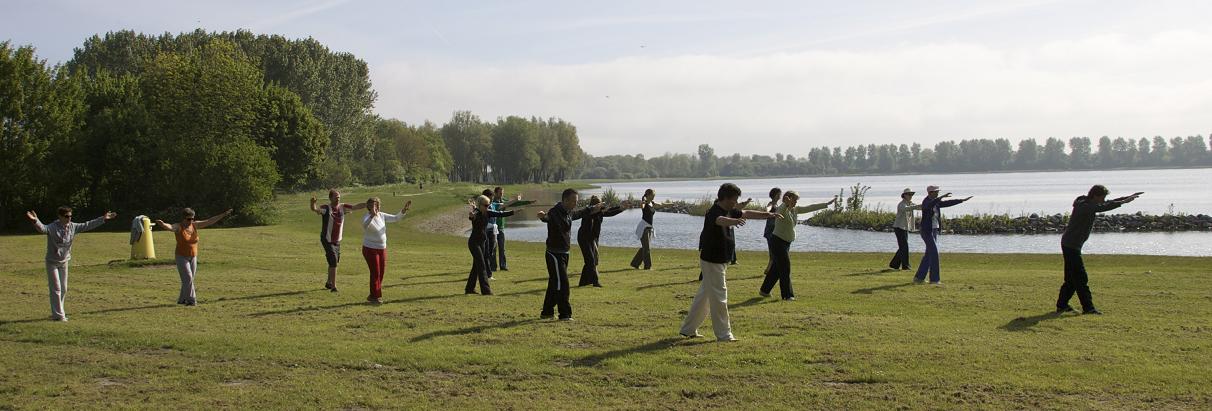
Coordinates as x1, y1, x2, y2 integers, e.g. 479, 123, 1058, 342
577, 196, 625, 287
538, 189, 604, 320
1057, 185, 1140, 315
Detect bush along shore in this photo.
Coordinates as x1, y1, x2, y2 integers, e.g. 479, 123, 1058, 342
804, 209, 1212, 234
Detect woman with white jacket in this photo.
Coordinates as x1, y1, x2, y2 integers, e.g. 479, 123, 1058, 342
361, 197, 410, 304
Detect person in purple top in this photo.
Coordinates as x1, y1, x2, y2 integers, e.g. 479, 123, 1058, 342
913, 185, 971, 285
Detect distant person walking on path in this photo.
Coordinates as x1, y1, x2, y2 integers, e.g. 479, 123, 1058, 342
762, 188, 782, 276
492, 187, 510, 271
913, 186, 971, 285
360, 198, 410, 304
467, 195, 514, 295
630, 189, 656, 270
538, 189, 604, 320
759, 191, 837, 301
156, 208, 232, 306
889, 188, 920, 270
1057, 185, 1140, 315
310, 189, 366, 293
27, 207, 117, 321
577, 195, 625, 287
680, 183, 780, 342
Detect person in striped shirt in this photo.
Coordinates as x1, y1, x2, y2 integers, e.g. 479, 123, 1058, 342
310, 189, 367, 292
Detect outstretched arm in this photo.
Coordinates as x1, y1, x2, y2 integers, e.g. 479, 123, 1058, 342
796, 197, 838, 213
714, 216, 747, 227
154, 220, 178, 233
195, 209, 233, 229
77, 211, 117, 232
26, 211, 47, 233
740, 209, 782, 220
348, 202, 367, 211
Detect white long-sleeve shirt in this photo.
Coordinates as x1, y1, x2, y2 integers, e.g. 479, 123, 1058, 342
361, 212, 404, 249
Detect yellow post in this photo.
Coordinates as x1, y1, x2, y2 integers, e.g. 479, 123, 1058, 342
132, 217, 156, 260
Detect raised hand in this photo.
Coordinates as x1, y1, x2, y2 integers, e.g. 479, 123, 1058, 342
941, 192, 953, 198
963, 196, 973, 201
104, 211, 118, 220
772, 212, 785, 220
401, 200, 413, 214
310, 196, 317, 205
25, 211, 38, 221
537, 211, 547, 219
735, 219, 747, 227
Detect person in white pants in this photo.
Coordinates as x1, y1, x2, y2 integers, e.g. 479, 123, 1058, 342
27, 206, 117, 321
680, 183, 780, 342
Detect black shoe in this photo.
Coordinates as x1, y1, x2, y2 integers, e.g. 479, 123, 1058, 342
465, 291, 477, 295
481, 291, 493, 296
1056, 306, 1077, 314
592, 284, 603, 288
500, 268, 509, 271
540, 314, 554, 320
324, 283, 334, 290
1082, 308, 1103, 315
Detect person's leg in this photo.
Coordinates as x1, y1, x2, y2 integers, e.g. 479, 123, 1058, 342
497, 231, 508, 270
641, 228, 653, 269
759, 238, 778, 295
1068, 248, 1095, 311
477, 246, 493, 295
483, 236, 494, 277
589, 240, 600, 285
914, 231, 934, 282
775, 238, 793, 299
486, 230, 498, 272
373, 250, 386, 300
557, 253, 572, 318
542, 251, 559, 317
928, 230, 941, 283
890, 229, 908, 269
187, 257, 198, 303
363, 247, 377, 301
680, 260, 713, 336
630, 239, 645, 269
46, 263, 65, 320
578, 240, 595, 286
467, 241, 484, 293
701, 262, 734, 340
175, 256, 191, 304
322, 241, 339, 289
1057, 247, 1078, 310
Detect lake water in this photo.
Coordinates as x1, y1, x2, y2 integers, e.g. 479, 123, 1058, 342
500, 169, 1212, 256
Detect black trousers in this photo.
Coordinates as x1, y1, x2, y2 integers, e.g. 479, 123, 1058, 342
577, 236, 600, 286
466, 239, 492, 294
630, 228, 652, 269
496, 231, 508, 270
484, 229, 497, 273
542, 251, 572, 318
889, 228, 911, 270
760, 236, 794, 298
1057, 246, 1094, 311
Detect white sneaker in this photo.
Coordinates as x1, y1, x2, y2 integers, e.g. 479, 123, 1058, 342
928, 281, 944, 286
717, 336, 738, 342
680, 332, 703, 338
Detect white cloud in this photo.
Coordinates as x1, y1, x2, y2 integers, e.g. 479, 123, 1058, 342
372, 29, 1212, 156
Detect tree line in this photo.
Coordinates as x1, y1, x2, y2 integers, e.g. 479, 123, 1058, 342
1, 30, 583, 228
580, 135, 1212, 180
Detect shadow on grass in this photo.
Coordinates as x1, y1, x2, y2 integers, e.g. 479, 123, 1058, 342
0, 317, 56, 326
573, 337, 709, 367
728, 296, 769, 310
512, 277, 549, 284
402, 278, 468, 286
408, 271, 465, 279
1001, 311, 1075, 331
410, 318, 539, 342
247, 291, 472, 317
852, 282, 916, 295
636, 275, 762, 291
79, 303, 178, 315
843, 268, 901, 277
212, 290, 309, 303
598, 268, 634, 274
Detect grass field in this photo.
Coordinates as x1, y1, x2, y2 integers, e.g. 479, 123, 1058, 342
1, 183, 1210, 410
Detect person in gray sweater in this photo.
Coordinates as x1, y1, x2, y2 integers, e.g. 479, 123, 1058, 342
1057, 185, 1140, 315
27, 206, 117, 321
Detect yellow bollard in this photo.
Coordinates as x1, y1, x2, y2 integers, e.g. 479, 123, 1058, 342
131, 217, 156, 260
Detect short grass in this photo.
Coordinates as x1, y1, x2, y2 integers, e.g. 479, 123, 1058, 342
1, 183, 1209, 410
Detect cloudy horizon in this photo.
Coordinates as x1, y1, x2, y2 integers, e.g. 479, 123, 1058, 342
5, 0, 1211, 156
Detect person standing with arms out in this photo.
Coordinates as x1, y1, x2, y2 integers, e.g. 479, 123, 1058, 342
360, 197, 410, 304
466, 195, 514, 295
492, 187, 509, 271
762, 188, 782, 276
310, 189, 366, 292
889, 188, 920, 271
155, 208, 232, 306
480, 189, 500, 278
1057, 185, 1140, 315
759, 191, 837, 301
680, 183, 781, 342
913, 186, 971, 285
27, 207, 117, 321
630, 189, 656, 270
577, 196, 625, 287
538, 189, 604, 320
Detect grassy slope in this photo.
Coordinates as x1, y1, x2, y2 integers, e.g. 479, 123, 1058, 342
0, 183, 1209, 410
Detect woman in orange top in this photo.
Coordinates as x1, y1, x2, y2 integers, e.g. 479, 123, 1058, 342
156, 208, 232, 306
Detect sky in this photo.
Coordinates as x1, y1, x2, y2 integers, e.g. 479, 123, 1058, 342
4, 0, 1212, 156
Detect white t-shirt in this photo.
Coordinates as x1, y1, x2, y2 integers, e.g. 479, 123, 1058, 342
362, 212, 404, 249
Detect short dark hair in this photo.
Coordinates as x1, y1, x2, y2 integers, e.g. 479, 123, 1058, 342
561, 188, 579, 200
769, 187, 782, 199
494, 186, 503, 193
481, 189, 494, 197
182, 208, 196, 219
644, 188, 655, 198
1088, 185, 1109, 198
717, 183, 741, 201
57, 206, 72, 216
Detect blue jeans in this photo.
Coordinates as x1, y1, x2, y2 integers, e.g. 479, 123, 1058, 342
914, 229, 941, 282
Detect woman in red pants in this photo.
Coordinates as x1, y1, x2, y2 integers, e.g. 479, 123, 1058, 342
360, 197, 410, 304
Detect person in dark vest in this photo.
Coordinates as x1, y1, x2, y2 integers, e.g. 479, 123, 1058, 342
679, 183, 780, 342
1057, 185, 1140, 315
466, 195, 514, 295
538, 189, 604, 320
310, 189, 367, 292
630, 189, 656, 270
577, 196, 625, 287
913, 186, 971, 285
762, 188, 782, 276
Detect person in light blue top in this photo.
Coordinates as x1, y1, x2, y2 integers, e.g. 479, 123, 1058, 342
27, 206, 117, 321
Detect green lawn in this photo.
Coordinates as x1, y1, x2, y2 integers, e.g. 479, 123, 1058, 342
1, 183, 1209, 410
